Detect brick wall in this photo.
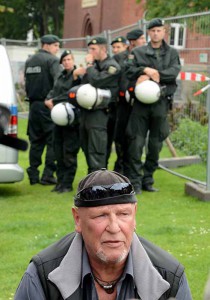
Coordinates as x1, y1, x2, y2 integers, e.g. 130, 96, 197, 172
63, 0, 146, 39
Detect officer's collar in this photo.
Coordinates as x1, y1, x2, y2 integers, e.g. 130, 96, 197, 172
146, 40, 169, 55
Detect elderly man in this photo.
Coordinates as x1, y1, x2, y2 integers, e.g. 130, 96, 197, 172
15, 168, 192, 299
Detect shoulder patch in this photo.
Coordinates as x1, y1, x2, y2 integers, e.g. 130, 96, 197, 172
108, 66, 117, 74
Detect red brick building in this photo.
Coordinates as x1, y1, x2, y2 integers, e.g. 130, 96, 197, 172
63, 0, 146, 38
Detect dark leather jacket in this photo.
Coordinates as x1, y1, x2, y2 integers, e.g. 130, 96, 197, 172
32, 232, 184, 300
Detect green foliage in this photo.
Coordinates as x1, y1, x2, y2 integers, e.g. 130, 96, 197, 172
0, 0, 64, 39
170, 117, 208, 162
0, 0, 31, 39
136, 0, 210, 18
169, 100, 208, 131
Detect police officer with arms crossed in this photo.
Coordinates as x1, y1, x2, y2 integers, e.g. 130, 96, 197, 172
79, 37, 121, 174
25, 34, 62, 185
113, 29, 146, 174
15, 168, 192, 299
125, 19, 181, 194
45, 50, 86, 193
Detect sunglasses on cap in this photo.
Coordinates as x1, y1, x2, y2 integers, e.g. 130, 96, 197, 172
75, 182, 135, 201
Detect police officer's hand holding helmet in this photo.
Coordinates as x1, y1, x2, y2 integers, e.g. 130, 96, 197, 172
68, 84, 111, 110
51, 102, 76, 126
134, 80, 161, 104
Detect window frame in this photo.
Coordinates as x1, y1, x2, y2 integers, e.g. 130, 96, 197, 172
169, 23, 186, 49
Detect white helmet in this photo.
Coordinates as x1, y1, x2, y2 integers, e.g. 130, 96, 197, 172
69, 84, 111, 110
134, 80, 161, 104
51, 102, 75, 126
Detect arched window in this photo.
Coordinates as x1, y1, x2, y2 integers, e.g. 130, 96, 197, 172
82, 14, 93, 37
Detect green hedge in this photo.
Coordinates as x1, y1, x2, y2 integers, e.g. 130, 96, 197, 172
170, 118, 208, 162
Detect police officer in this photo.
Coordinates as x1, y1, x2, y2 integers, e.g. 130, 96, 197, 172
25, 34, 62, 185
106, 36, 129, 169
126, 28, 147, 48
113, 29, 146, 174
80, 36, 121, 173
125, 19, 181, 193
45, 50, 86, 193
111, 36, 129, 55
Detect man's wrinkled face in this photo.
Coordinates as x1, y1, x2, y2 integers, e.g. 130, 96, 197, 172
72, 203, 137, 265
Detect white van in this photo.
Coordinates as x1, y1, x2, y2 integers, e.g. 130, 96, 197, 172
0, 45, 24, 183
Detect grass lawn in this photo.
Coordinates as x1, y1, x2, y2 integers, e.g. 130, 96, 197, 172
0, 118, 209, 299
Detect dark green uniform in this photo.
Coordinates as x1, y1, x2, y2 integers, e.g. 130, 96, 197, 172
25, 49, 61, 184
80, 57, 120, 173
46, 67, 81, 190
113, 48, 133, 174
125, 40, 181, 191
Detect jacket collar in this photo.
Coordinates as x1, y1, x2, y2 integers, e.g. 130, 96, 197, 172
48, 233, 170, 300
131, 233, 170, 299
146, 40, 169, 56
48, 233, 83, 299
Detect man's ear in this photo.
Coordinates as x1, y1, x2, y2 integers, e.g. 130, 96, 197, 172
72, 207, 82, 233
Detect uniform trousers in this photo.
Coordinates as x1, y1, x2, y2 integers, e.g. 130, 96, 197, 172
124, 98, 169, 190
27, 102, 56, 182
80, 109, 108, 174
106, 102, 117, 168
53, 124, 80, 189
114, 100, 132, 174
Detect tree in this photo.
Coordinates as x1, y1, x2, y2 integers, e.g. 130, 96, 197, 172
136, 0, 210, 19
0, 0, 64, 40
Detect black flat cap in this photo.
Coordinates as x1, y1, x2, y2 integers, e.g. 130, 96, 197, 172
41, 34, 60, 44
126, 29, 144, 40
88, 36, 107, 46
111, 36, 127, 45
74, 168, 137, 207
147, 18, 165, 30
60, 50, 72, 64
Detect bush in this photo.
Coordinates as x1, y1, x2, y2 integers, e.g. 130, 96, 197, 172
170, 117, 208, 162
169, 100, 208, 131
